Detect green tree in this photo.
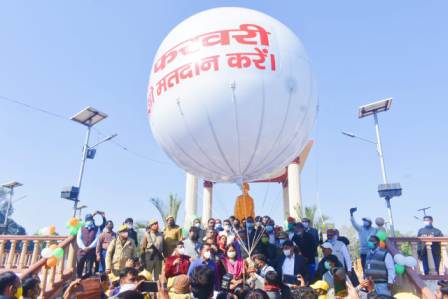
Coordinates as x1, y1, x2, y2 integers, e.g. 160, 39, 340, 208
149, 193, 182, 225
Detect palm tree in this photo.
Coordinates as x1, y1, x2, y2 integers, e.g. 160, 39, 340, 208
149, 193, 182, 225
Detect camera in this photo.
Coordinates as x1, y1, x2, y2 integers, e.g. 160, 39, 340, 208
221, 273, 233, 291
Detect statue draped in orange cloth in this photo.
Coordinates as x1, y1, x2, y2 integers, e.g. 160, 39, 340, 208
234, 183, 255, 221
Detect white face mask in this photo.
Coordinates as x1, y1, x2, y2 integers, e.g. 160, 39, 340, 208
194, 223, 201, 228
283, 249, 291, 256
120, 283, 136, 293
227, 251, 236, 258
203, 251, 211, 259
224, 224, 231, 231
126, 224, 133, 229
177, 247, 185, 255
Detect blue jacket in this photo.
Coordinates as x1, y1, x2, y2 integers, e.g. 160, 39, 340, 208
351, 216, 377, 255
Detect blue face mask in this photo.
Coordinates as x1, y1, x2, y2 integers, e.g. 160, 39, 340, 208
246, 222, 254, 229
287, 223, 295, 231
367, 241, 377, 249
266, 225, 274, 233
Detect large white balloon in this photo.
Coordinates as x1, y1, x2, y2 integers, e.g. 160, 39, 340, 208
147, 7, 318, 183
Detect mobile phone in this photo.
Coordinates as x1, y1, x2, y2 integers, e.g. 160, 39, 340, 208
282, 274, 300, 285
140, 281, 158, 293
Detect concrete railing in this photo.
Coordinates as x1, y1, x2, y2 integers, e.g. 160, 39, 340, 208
0, 235, 77, 299
389, 237, 448, 278
387, 237, 448, 299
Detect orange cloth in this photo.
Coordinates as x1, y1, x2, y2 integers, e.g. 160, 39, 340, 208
234, 193, 255, 221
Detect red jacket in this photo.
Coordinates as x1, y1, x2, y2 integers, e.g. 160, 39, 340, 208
164, 254, 190, 278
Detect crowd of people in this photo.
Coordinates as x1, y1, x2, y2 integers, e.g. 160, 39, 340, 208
0, 209, 445, 299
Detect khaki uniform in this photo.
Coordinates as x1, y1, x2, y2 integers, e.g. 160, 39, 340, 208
105, 237, 136, 276
141, 230, 164, 280
163, 225, 183, 257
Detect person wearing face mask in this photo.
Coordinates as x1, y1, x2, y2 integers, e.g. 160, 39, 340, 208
124, 218, 138, 247
365, 235, 395, 296
350, 208, 377, 273
141, 219, 164, 280
109, 267, 139, 297
291, 223, 317, 278
301, 218, 319, 245
275, 231, 288, 255
164, 241, 191, 279
215, 219, 223, 232
96, 220, 116, 273
106, 225, 137, 276
76, 212, 105, 278
258, 232, 278, 266
219, 219, 235, 245
275, 240, 309, 284
265, 220, 276, 245
286, 217, 296, 240
418, 215, 443, 275
187, 244, 217, 279
184, 226, 202, 259
222, 244, 245, 283
164, 215, 183, 257
325, 229, 352, 275
314, 243, 342, 282
0, 271, 22, 299
192, 217, 205, 241
321, 255, 339, 289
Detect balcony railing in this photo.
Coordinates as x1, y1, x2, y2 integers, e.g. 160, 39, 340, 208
0, 235, 77, 299
389, 237, 448, 279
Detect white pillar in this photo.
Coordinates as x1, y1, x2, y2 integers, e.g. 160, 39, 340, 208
202, 181, 213, 226
184, 173, 198, 227
282, 181, 290, 219
288, 160, 302, 218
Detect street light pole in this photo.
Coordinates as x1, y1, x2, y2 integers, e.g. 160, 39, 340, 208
373, 113, 388, 184
74, 126, 91, 217
373, 112, 395, 236
352, 98, 399, 237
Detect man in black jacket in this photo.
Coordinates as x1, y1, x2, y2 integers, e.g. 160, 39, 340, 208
274, 240, 309, 284
292, 222, 318, 279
